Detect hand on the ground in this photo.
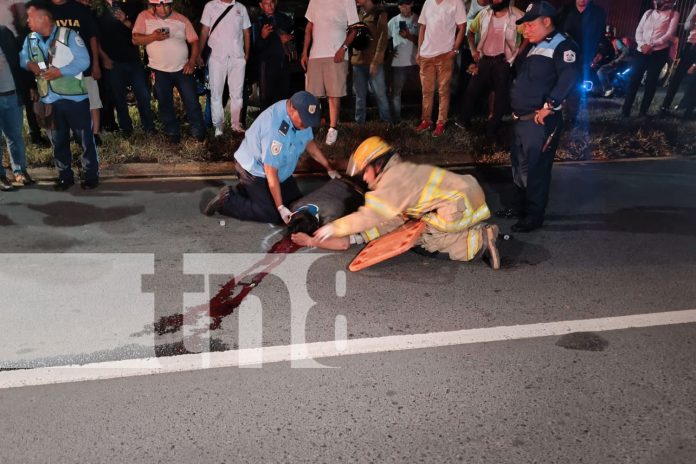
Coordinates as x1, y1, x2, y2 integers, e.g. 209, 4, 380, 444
278, 205, 292, 224
314, 224, 335, 242
327, 170, 341, 180
291, 232, 315, 247
41, 67, 62, 81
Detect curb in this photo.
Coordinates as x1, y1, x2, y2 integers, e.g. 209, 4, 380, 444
24, 155, 690, 182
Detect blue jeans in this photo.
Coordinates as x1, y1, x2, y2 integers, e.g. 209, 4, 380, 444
48, 98, 99, 182
391, 65, 418, 122
352, 64, 392, 124
0, 92, 27, 177
153, 69, 205, 139
105, 60, 155, 133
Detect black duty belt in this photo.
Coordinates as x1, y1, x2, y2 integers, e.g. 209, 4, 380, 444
0, 89, 16, 97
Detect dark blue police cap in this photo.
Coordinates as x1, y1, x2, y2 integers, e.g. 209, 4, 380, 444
516, 1, 557, 25
290, 91, 321, 128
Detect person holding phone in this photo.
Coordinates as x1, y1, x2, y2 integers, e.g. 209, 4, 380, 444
96, 0, 155, 137
132, 0, 206, 144
387, 0, 418, 123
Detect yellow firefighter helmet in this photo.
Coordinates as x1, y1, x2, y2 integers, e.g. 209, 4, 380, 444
346, 136, 393, 176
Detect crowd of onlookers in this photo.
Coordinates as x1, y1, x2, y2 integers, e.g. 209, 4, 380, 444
1, 0, 695, 192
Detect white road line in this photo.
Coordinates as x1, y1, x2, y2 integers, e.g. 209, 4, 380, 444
2, 309, 695, 390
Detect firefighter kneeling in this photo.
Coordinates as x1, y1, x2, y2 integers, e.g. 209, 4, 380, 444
300, 136, 501, 269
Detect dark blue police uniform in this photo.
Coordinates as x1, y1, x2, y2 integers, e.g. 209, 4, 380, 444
509, 30, 579, 230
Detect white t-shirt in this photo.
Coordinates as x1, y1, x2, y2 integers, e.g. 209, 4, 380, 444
418, 0, 467, 58
481, 13, 506, 57
201, 0, 251, 60
305, 0, 360, 60
133, 10, 198, 73
388, 14, 418, 67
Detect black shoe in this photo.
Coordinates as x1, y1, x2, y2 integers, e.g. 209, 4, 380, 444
54, 178, 75, 191
495, 208, 523, 219
204, 185, 233, 216
1, 177, 17, 191
511, 219, 542, 233
30, 133, 51, 148
94, 134, 102, 146
80, 179, 99, 190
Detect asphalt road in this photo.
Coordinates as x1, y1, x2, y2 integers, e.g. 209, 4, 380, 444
0, 159, 695, 463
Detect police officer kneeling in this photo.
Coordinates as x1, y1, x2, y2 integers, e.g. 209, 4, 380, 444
204, 91, 338, 223
500, 1, 579, 232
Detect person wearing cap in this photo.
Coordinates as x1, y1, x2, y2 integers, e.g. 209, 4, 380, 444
310, 136, 500, 268
498, 0, 579, 233
20, 0, 99, 190
132, 0, 206, 144
204, 91, 339, 224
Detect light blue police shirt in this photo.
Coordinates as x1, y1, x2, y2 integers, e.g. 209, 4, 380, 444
19, 26, 90, 104
234, 100, 314, 182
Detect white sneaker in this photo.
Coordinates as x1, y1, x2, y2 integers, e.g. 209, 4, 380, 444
214, 127, 223, 137
325, 127, 338, 146
231, 124, 245, 134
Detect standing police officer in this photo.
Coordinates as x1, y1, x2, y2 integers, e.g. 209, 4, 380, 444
498, 1, 578, 233
204, 90, 339, 224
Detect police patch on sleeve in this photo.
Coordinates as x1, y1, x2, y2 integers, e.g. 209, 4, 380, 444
270, 140, 283, 156
563, 50, 576, 63
75, 35, 85, 48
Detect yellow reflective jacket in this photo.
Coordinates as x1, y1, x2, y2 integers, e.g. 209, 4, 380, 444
332, 155, 491, 241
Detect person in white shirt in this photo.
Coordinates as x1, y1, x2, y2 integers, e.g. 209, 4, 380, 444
301, 0, 359, 146
459, 0, 524, 138
387, 0, 418, 123
197, 0, 251, 135
661, 2, 696, 113
415, 0, 467, 138
621, 0, 679, 117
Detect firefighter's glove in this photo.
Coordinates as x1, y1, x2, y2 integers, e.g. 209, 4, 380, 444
278, 205, 293, 224
314, 223, 335, 242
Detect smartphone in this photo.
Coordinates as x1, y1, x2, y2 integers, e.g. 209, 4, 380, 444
159, 27, 170, 35
399, 21, 407, 31
109, 4, 122, 16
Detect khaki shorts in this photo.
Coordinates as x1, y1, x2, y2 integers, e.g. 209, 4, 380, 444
83, 76, 102, 110
305, 58, 348, 98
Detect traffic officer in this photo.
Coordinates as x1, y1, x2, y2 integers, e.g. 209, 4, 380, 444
498, 1, 579, 232
20, 0, 99, 190
204, 90, 339, 223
